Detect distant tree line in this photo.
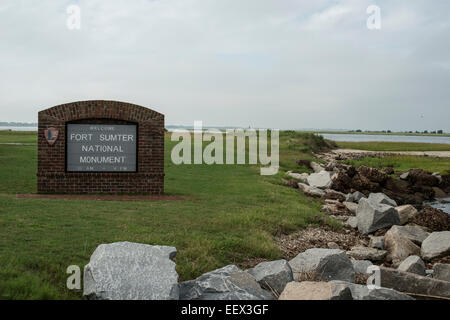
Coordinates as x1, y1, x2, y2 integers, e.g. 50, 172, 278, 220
350, 129, 445, 134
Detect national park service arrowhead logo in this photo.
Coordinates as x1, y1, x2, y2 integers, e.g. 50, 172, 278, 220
44, 127, 59, 145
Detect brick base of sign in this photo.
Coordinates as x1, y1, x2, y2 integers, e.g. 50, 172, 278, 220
37, 173, 164, 194
37, 100, 165, 194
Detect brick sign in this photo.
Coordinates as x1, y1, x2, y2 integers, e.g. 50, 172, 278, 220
38, 100, 164, 194
66, 124, 137, 172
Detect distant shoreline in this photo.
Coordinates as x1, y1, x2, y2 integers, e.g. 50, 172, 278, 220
1, 126, 448, 137
311, 130, 450, 137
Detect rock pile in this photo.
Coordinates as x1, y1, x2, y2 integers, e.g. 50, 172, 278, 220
281, 158, 450, 299
80, 158, 449, 300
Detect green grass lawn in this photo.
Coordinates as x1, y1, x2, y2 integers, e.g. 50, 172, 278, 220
0, 131, 37, 144
1, 130, 447, 299
336, 141, 450, 151
0, 131, 333, 299
344, 155, 450, 174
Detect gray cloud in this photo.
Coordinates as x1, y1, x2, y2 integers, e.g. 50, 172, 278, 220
1, 0, 449, 131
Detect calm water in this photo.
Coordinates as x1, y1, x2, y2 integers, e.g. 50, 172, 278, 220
0, 126, 37, 131
318, 133, 450, 144
425, 197, 450, 214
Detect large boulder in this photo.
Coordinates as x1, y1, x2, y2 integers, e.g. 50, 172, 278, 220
387, 225, 429, 245
307, 171, 333, 189
83, 242, 179, 300
246, 260, 293, 295
380, 267, 450, 299
331, 281, 414, 300
397, 255, 426, 276
179, 265, 274, 300
346, 246, 387, 262
396, 205, 419, 225
385, 228, 421, 267
421, 231, 450, 260
278, 281, 352, 300
289, 248, 355, 283
368, 193, 398, 207
356, 198, 401, 234
433, 263, 450, 282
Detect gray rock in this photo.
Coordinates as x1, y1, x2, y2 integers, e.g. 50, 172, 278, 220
380, 267, 450, 299
368, 193, 398, 207
426, 269, 434, 277
353, 191, 366, 203
297, 183, 326, 197
83, 242, 179, 300
396, 205, 419, 225
421, 231, 450, 260
387, 225, 429, 246
400, 172, 409, 180
345, 216, 358, 229
397, 256, 426, 276
343, 202, 358, 214
356, 198, 401, 234
286, 171, 309, 184
351, 260, 373, 274
279, 281, 352, 300
327, 242, 340, 249
247, 260, 293, 295
331, 281, 414, 300
180, 265, 274, 300
385, 227, 421, 267
347, 246, 387, 262
369, 236, 385, 250
289, 248, 355, 283
345, 193, 354, 202
307, 171, 333, 189
310, 162, 325, 173
433, 263, 450, 282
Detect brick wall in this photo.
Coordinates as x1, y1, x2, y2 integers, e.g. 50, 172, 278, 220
37, 100, 164, 194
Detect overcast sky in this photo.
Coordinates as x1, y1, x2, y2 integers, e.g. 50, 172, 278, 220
1, 0, 449, 131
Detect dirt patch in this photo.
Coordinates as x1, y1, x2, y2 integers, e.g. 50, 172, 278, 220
275, 226, 370, 261
16, 194, 184, 201
411, 206, 450, 231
